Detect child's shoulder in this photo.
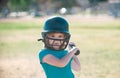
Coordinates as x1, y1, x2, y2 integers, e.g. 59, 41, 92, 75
38, 49, 50, 58
38, 49, 53, 56
38, 49, 48, 54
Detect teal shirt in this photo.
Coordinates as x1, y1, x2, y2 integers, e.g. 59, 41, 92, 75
38, 49, 74, 78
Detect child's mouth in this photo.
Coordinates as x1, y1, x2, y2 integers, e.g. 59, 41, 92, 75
52, 45, 60, 46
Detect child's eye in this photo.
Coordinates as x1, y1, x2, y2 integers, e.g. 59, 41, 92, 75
59, 35, 62, 38
59, 35, 65, 39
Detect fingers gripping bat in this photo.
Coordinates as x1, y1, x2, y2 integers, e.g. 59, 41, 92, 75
68, 42, 80, 55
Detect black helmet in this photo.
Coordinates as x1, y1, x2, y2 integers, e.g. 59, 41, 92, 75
40, 16, 71, 50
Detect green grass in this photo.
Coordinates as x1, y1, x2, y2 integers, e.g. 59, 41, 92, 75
0, 22, 41, 30
70, 20, 120, 29
0, 18, 120, 78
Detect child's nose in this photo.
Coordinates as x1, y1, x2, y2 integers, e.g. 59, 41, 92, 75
54, 40, 61, 44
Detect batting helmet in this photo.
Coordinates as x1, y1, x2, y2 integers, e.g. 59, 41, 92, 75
41, 16, 71, 50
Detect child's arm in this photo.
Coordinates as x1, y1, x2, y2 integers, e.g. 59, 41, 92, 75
71, 55, 81, 71
42, 47, 78, 67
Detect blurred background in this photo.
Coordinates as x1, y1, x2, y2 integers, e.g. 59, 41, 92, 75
0, 0, 120, 78
0, 0, 120, 18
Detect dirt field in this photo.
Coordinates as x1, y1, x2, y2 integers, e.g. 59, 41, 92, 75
0, 57, 46, 78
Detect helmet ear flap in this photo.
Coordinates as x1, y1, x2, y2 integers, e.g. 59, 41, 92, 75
37, 32, 46, 42
42, 32, 45, 39
41, 32, 48, 48
65, 33, 71, 47
42, 32, 48, 43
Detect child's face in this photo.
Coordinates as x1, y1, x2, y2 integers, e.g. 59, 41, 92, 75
46, 32, 66, 50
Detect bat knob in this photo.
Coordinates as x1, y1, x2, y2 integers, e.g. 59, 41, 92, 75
74, 50, 80, 55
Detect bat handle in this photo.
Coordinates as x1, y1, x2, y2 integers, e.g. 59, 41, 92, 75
74, 50, 80, 55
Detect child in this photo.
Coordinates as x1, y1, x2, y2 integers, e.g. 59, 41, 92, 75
38, 16, 80, 78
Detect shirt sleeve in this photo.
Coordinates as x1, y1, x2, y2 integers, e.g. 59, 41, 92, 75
38, 50, 49, 64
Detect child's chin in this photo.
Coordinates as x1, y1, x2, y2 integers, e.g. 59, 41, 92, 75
53, 46, 60, 50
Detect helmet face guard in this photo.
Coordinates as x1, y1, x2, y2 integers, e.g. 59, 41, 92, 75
42, 32, 70, 50
40, 16, 71, 50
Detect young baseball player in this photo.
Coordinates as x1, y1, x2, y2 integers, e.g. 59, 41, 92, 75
38, 16, 80, 78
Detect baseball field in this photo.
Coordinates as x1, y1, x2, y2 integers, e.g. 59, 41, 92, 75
0, 15, 120, 78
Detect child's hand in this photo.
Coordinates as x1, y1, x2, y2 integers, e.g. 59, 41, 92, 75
68, 42, 80, 55
69, 47, 79, 56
